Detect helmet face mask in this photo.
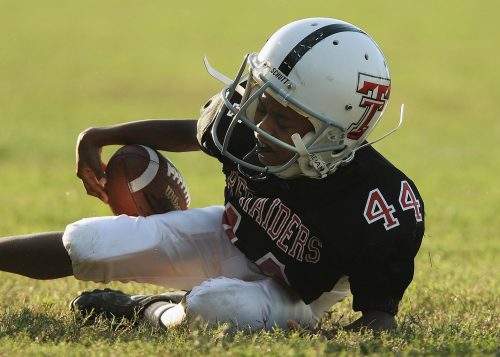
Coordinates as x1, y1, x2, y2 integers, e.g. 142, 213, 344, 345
210, 18, 391, 179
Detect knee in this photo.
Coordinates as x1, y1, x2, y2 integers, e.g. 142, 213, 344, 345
62, 218, 101, 262
186, 278, 272, 331
63, 215, 164, 263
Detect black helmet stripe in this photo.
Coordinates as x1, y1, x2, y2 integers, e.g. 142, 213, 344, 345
278, 23, 366, 76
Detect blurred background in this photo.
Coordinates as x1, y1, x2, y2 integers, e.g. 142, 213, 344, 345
0, 0, 498, 305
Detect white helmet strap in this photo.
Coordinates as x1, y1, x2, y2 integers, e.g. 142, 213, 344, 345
292, 133, 342, 178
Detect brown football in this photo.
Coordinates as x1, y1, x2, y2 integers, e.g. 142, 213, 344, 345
104, 145, 190, 216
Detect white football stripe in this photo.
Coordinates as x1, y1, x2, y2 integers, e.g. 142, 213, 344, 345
129, 145, 159, 193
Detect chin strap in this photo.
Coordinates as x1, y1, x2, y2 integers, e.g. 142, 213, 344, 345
292, 131, 356, 179
291, 133, 331, 178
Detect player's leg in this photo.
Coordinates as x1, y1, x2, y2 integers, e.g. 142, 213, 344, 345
64, 206, 346, 330
73, 275, 350, 331
0, 232, 72, 279
182, 277, 316, 331
66, 205, 273, 325
62, 206, 263, 288
73, 276, 317, 331
148, 276, 351, 331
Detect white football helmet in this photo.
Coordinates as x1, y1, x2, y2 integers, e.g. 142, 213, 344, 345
207, 17, 392, 179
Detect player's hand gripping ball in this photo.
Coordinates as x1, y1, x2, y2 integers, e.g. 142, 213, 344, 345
105, 145, 190, 216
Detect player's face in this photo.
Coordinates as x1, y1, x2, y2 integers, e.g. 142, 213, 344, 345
253, 92, 314, 166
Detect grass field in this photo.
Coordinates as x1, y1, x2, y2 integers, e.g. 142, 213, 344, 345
0, 0, 499, 355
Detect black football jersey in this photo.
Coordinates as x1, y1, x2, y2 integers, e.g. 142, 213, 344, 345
197, 95, 425, 315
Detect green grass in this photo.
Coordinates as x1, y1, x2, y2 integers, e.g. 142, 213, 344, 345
0, 0, 499, 355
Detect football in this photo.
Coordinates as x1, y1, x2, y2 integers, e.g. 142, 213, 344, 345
104, 144, 190, 216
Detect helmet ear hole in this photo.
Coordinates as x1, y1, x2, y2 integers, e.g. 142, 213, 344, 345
325, 127, 344, 144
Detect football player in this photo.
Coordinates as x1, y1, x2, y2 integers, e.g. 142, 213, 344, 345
0, 18, 424, 333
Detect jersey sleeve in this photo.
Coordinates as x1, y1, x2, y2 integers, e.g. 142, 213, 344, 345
348, 176, 425, 315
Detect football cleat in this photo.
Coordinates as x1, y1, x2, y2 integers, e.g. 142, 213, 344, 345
69, 288, 186, 321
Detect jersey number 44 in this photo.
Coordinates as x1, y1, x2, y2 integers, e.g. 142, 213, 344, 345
364, 180, 422, 230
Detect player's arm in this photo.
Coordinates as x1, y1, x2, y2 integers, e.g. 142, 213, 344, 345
76, 119, 199, 202
79, 119, 199, 152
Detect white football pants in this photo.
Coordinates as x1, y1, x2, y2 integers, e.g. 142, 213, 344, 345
63, 206, 350, 330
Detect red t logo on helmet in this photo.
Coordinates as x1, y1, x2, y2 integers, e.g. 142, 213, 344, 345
347, 73, 391, 140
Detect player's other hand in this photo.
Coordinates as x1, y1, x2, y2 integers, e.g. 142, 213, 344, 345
76, 128, 109, 203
